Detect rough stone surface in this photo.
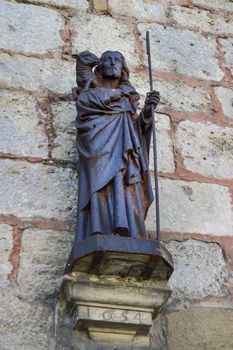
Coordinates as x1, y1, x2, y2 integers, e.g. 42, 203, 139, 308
0, 90, 48, 157
18, 228, 73, 298
167, 308, 233, 350
149, 314, 169, 350
166, 240, 230, 300
220, 38, 233, 75
0, 53, 75, 93
171, 6, 233, 35
0, 225, 12, 289
0, 290, 52, 350
215, 86, 233, 120
192, 0, 233, 12
71, 14, 140, 66
27, 0, 88, 10
176, 120, 233, 178
0, 1, 63, 54
130, 73, 212, 113
0, 160, 78, 220
109, 0, 168, 22
146, 178, 233, 236
51, 101, 77, 160
138, 24, 224, 81
149, 114, 175, 174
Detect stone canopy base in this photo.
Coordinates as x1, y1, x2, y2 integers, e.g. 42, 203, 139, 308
57, 235, 173, 349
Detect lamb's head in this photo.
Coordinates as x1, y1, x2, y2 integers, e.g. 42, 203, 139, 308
75, 51, 99, 67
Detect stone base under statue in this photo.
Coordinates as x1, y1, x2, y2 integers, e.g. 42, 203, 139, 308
56, 235, 173, 349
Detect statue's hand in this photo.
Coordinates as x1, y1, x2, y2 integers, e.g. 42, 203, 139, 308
143, 90, 160, 118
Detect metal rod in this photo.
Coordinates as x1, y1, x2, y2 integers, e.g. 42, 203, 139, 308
146, 30, 160, 241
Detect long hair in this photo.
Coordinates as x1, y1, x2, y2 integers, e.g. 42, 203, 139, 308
94, 51, 130, 85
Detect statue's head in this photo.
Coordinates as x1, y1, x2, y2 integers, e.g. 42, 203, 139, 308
94, 51, 129, 84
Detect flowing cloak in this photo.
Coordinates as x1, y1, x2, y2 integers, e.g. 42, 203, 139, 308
75, 86, 154, 242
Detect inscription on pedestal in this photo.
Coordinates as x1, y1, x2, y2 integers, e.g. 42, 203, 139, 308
74, 305, 152, 334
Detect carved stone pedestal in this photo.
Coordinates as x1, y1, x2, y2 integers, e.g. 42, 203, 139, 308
56, 235, 173, 350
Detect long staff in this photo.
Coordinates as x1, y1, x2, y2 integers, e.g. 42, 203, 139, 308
146, 31, 160, 241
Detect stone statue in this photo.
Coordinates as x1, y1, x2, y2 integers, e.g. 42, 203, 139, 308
73, 50, 160, 242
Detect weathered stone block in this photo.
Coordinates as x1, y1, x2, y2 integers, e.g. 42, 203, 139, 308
0, 53, 75, 93
0, 1, 63, 54
167, 308, 233, 350
18, 228, 73, 297
166, 240, 230, 300
71, 14, 140, 66
192, 0, 233, 12
51, 101, 76, 160
171, 6, 233, 35
138, 24, 224, 81
156, 80, 212, 114
149, 114, 175, 174
0, 224, 12, 289
0, 91, 48, 158
53, 133, 77, 161
0, 160, 78, 220
176, 120, 233, 178
109, 0, 168, 22
146, 178, 233, 236
149, 314, 168, 350
220, 38, 233, 75
130, 72, 212, 113
215, 86, 233, 120
0, 291, 51, 350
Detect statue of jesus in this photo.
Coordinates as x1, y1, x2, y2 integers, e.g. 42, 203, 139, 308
74, 50, 160, 242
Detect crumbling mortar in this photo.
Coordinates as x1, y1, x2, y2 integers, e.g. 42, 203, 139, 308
0, 214, 72, 232
149, 69, 213, 90
189, 0, 232, 16
169, 119, 185, 177
48, 92, 73, 102
0, 152, 46, 163
133, 13, 233, 41
8, 226, 24, 285
208, 85, 226, 123
168, 19, 233, 39
130, 20, 146, 68
169, 0, 192, 6
216, 37, 233, 84
156, 171, 233, 190
37, 98, 57, 159
12, 0, 77, 15
165, 296, 233, 314
60, 16, 76, 61
169, 110, 233, 128
162, 234, 233, 270
0, 48, 54, 59
0, 153, 77, 171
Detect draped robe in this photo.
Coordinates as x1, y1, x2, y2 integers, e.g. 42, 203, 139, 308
75, 86, 154, 242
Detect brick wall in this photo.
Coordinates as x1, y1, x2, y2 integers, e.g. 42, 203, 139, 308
0, 0, 232, 349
